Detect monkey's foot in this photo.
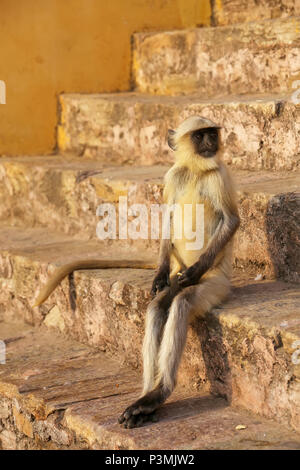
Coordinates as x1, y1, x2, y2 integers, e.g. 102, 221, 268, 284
118, 386, 166, 428
118, 410, 159, 429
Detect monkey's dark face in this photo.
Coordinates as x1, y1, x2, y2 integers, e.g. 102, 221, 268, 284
191, 127, 219, 158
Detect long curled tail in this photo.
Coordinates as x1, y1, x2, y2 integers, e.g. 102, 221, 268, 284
33, 259, 156, 307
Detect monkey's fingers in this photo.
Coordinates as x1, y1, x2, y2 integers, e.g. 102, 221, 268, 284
177, 279, 190, 288
151, 276, 170, 297
150, 283, 160, 298
177, 273, 197, 288
150, 285, 158, 298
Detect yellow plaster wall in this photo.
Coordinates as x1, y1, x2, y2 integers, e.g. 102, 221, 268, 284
0, 0, 211, 156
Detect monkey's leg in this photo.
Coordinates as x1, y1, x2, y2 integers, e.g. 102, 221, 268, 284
157, 272, 230, 394
118, 280, 180, 428
118, 290, 189, 429
119, 272, 230, 428
142, 279, 182, 395
142, 291, 170, 395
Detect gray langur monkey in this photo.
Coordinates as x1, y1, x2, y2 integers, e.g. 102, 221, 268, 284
118, 116, 240, 428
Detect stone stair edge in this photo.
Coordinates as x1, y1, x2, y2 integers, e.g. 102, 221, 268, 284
211, 0, 300, 27
59, 90, 291, 104
132, 16, 300, 97
132, 15, 300, 39
1, 153, 300, 180
57, 91, 300, 171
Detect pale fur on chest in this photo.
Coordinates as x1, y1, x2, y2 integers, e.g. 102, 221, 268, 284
163, 164, 222, 271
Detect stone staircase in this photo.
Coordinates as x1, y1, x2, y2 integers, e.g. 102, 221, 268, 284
0, 3, 300, 449
1, 320, 300, 450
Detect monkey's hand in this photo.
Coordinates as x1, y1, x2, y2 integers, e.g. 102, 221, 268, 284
150, 268, 170, 297
177, 262, 205, 288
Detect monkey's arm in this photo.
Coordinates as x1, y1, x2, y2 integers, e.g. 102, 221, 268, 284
178, 212, 239, 287
150, 239, 171, 297
178, 171, 240, 288
33, 258, 156, 307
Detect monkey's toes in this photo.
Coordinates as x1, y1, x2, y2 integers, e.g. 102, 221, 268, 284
118, 402, 147, 425
119, 410, 158, 429
118, 390, 164, 427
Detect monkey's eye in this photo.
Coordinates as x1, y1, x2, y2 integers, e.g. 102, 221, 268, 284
209, 130, 218, 138
193, 131, 203, 141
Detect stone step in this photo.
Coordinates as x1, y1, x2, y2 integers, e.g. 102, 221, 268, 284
0, 158, 299, 280
0, 229, 299, 432
133, 17, 300, 97
212, 0, 300, 26
58, 92, 300, 171
0, 320, 300, 449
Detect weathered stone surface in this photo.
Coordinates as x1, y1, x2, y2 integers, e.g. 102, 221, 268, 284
0, 321, 299, 449
12, 404, 33, 438
41, 271, 300, 433
0, 236, 299, 432
133, 17, 300, 97
58, 93, 300, 171
0, 429, 17, 450
0, 159, 299, 279
0, 228, 155, 327
64, 390, 300, 450
266, 192, 300, 283
212, 0, 300, 26
0, 157, 164, 250
44, 305, 65, 332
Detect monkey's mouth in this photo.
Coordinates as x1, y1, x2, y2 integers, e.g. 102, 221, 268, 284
200, 149, 217, 158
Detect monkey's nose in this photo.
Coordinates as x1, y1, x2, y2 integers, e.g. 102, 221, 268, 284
203, 135, 212, 146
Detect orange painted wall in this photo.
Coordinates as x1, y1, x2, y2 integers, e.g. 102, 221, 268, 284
0, 0, 211, 156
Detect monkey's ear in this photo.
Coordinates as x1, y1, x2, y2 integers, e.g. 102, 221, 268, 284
167, 129, 177, 151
